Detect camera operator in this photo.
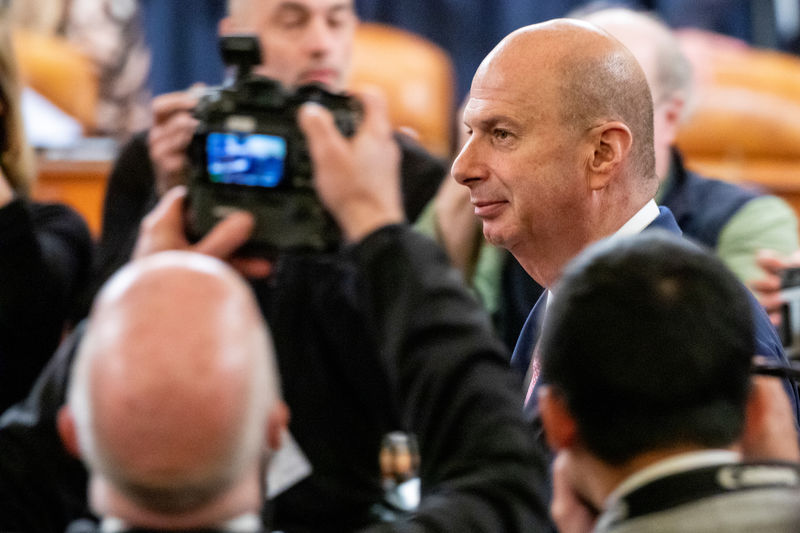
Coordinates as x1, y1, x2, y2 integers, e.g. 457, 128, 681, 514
91, 0, 447, 302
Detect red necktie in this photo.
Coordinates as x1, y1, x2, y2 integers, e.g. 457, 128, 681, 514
524, 344, 541, 406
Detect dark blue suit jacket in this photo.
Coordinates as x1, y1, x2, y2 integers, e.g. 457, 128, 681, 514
513, 206, 800, 430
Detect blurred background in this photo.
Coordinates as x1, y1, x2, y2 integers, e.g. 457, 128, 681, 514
10, 0, 800, 233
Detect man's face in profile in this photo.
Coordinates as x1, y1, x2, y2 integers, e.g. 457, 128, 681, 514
229, 0, 357, 92
452, 39, 588, 256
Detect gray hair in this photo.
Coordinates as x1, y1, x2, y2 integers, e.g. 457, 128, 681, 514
574, 6, 694, 119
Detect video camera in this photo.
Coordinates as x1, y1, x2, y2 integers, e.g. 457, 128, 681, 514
186, 35, 362, 254
778, 266, 800, 359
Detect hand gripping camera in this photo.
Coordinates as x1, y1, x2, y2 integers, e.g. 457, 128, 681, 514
186, 35, 362, 254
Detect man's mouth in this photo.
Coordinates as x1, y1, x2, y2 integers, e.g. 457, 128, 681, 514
472, 200, 508, 218
298, 69, 339, 87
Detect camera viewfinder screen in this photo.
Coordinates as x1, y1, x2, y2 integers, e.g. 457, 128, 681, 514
206, 132, 287, 187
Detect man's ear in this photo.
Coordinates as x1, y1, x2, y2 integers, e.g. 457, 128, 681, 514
57, 405, 82, 459
741, 376, 800, 462
266, 401, 290, 451
586, 121, 632, 190
659, 93, 686, 146
539, 385, 578, 451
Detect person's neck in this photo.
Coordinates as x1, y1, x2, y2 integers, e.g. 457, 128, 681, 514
91, 471, 262, 530
512, 193, 655, 288
511, 231, 590, 288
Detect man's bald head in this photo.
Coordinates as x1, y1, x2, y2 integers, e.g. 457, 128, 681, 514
454, 19, 659, 284
66, 251, 281, 524
476, 19, 656, 184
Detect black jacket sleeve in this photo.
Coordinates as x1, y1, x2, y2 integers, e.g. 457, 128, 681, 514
90, 132, 157, 302
350, 225, 552, 532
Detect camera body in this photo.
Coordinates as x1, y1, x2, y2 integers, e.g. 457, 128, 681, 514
185, 35, 361, 254
779, 266, 800, 359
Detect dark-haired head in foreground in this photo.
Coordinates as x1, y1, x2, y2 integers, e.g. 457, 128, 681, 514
542, 230, 753, 465
539, 231, 800, 532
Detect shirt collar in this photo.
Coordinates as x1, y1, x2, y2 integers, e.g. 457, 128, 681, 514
613, 199, 660, 238
604, 449, 741, 511
101, 513, 262, 532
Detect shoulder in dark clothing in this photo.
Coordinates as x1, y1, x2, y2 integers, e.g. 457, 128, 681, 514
0, 198, 92, 411
659, 150, 759, 249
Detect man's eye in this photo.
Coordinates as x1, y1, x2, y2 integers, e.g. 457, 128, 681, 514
276, 10, 307, 29
326, 7, 355, 29
281, 17, 304, 28
493, 129, 511, 140
328, 14, 349, 28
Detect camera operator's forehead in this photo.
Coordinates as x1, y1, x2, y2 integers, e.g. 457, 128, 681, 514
248, 0, 355, 21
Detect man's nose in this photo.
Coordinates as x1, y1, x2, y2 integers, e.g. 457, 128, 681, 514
304, 17, 336, 55
451, 137, 485, 186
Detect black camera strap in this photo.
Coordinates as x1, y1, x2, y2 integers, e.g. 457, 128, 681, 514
605, 461, 800, 528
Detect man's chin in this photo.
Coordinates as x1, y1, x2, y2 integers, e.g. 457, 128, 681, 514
483, 226, 510, 249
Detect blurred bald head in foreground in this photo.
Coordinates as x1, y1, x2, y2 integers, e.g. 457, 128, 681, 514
58, 251, 287, 530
